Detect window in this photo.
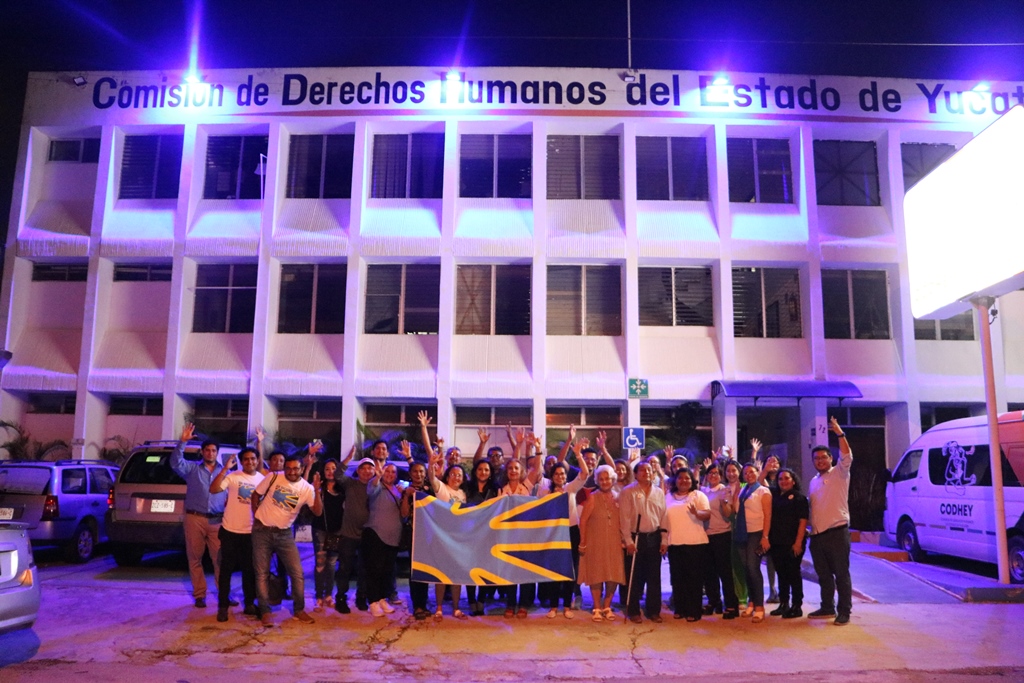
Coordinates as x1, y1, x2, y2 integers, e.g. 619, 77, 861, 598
547, 135, 620, 199
891, 450, 921, 483
191, 397, 249, 446
459, 134, 532, 198
193, 264, 258, 333
732, 267, 801, 338
286, 134, 354, 199
113, 263, 172, 282
276, 399, 342, 449
454, 405, 533, 453
202, 135, 268, 199
821, 270, 890, 339
61, 469, 87, 494
109, 395, 164, 416
119, 134, 183, 199
902, 142, 956, 192
455, 264, 531, 335
926, 444, 1020, 488
28, 393, 76, 414
640, 404, 713, 457
278, 264, 346, 334
48, 138, 100, 163
364, 264, 440, 334
88, 467, 114, 494
547, 265, 621, 336
370, 133, 444, 199
635, 137, 708, 201
545, 406, 623, 454
363, 403, 437, 458
638, 267, 713, 326
814, 140, 880, 206
727, 138, 793, 203
32, 263, 88, 281
914, 312, 975, 341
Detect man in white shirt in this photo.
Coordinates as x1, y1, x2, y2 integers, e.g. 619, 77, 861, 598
619, 460, 668, 623
209, 447, 264, 622
251, 454, 322, 625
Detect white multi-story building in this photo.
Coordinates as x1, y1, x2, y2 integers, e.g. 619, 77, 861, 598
2, 67, 1022, 521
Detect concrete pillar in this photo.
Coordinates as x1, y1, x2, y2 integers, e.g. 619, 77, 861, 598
712, 397, 737, 452
800, 397, 828, 477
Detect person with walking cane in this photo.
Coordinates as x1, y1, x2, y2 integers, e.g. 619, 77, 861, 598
618, 460, 667, 624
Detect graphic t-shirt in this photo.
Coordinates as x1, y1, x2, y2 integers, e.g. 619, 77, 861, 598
215, 470, 265, 534
254, 474, 316, 529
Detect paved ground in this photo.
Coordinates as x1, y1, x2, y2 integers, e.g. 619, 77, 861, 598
2, 542, 1024, 682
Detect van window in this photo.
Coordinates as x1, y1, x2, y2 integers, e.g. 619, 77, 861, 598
120, 449, 187, 485
927, 443, 1021, 489
89, 467, 114, 494
892, 450, 921, 483
61, 468, 88, 494
0, 466, 51, 495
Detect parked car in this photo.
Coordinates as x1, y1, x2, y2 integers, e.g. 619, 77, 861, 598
106, 440, 240, 567
884, 410, 1024, 583
0, 460, 120, 562
0, 521, 40, 634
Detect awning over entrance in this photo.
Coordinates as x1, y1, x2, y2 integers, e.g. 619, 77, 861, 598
710, 380, 862, 403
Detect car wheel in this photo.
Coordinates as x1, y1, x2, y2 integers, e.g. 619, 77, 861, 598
1009, 536, 1024, 584
112, 544, 144, 567
897, 519, 925, 562
64, 523, 95, 563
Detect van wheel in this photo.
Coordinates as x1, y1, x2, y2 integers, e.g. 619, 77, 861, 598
112, 545, 144, 567
898, 519, 925, 562
1009, 536, 1024, 584
64, 524, 95, 563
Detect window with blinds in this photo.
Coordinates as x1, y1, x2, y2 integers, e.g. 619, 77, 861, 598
48, 138, 100, 163
547, 135, 620, 199
203, 135, 268, 199
113, 263, 172, 281
32, 263, 88, 281
814, 140, 880, 206
638, 267, 714, 326
370, 133, 445, 198
278, 263, 347, 334
635, 137, 709, 201
732, 267, 801, 338
547, 265, 621, 335
193, 263, 258, 333
901, 142, 956, 192
286, 134, 354, 198
109, 395, 163, 416
821, 269, 890, 339
727, 138, 793, 203
364, 264, 441, 334
455, 264, 531, 335
119, 134, 184, 199
459, 134, 532, 198
191, 397, 249, 446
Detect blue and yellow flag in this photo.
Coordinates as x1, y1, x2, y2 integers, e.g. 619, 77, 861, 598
411, 492, 574, 585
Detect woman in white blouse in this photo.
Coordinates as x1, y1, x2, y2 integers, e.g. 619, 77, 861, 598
665, 467, 711, 621
730, 462, 772, 622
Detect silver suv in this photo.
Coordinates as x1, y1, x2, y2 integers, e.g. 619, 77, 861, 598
106, 440, 240, 566
0, 460, 120, 562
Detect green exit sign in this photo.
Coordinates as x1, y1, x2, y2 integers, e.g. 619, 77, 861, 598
628, 378, 649, 399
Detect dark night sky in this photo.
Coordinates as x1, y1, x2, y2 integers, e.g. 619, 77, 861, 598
2, 0, 1024, 242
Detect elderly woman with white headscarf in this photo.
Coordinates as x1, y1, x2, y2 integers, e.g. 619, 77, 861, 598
577, 463, 626, 621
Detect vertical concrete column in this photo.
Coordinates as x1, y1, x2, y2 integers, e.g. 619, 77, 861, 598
710, 124, 735, 379
712, 397, 737, 452
163, 123, 199, 438
798, 125, 826, 377
248, 122, 283, 441
340, 120, 370, 452
531, 121, 548, 439
434, 119, 459, 439
800, 397, 828, 478
621, 122, 640, 429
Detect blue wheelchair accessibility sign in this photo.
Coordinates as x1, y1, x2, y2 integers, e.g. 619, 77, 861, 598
622, 427, 645, 450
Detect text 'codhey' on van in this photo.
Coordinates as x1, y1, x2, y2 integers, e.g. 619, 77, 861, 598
884, 411, 1024, 583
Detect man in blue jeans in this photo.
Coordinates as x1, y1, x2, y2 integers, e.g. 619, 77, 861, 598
251, 454, 322, 625
808, 416, 854, 626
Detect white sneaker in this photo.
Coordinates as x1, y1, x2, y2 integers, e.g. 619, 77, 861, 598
369, 601, 384, 617
379, 599, 395, 614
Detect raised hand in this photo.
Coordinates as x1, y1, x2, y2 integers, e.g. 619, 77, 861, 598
254, 425, 266, 443
180, 422, 195, 442
477, 428, 490, 444
225, 454, 238, 470
750, 438, 763, 454
400, 439, 411, 459
829, 416, 843, 435
312, 472, 322, 489
417, 410, 433, 427
568, 424, 577, 442
702, 456, 713, 471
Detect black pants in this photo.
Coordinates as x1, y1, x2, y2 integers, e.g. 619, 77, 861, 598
505, 583, 536, 610
668, 543, 708, 619
335, 534, 362, 600
703, 531, 739, 612
410, 580, 429, 611
217, 527, 254, 608
362, 528, 398, 604
770, 544, 804, 608
626, 532, 663, 618
810, 525, 852, 615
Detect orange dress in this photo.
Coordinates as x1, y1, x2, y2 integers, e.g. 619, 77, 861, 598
577, 490, 626, 585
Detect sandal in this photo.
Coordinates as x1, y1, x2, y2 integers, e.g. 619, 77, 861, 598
453, 609, 468, 620
324, 596, 335, 609
741, 604, 755, 618
433, 610, 443, 622
504, 608, 515, 619
547, 608, 558, 619
592, 609, 604, 622
602, 608, 616, 621
516, 608, 528, 619
313, 599, 324, 613
563, 608, 574, 619
752, 610, 765, 624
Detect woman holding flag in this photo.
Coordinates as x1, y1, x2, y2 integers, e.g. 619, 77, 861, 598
541, 438, 591, 619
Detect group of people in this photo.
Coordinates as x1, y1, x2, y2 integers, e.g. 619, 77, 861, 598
171, 412, 854, 628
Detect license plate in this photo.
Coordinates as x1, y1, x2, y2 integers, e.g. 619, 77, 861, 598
0, 507, 12, 520
150, 500, 175, 513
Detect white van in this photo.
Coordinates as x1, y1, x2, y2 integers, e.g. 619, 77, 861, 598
884, 411, 1024, 583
